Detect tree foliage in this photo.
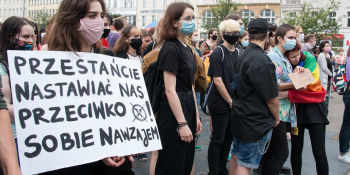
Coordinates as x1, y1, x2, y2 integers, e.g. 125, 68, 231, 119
202, 0, 239, 32
282, 0, 341, 35
32, 10, 53, 29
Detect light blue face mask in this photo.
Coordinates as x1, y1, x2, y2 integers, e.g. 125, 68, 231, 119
242, 40, 249, 47
283, 39, 296, 51
180, 20, 196, 35
240, 25, 244, 35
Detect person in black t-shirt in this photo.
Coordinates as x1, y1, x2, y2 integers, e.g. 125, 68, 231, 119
228, 18, 280, 175
0, 76, 21, 175
155, 2, 202, 175
206, 19, 241, 175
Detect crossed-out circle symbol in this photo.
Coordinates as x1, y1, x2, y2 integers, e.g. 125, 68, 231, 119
131, 103, 147, 122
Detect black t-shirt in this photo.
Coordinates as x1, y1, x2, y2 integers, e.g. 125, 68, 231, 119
296, 102, 329, 125
231, 43, 278, 143
208, 45, 238, 115
158, 39, 197, 92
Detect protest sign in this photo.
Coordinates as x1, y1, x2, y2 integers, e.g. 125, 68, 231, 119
7, 51, 162, 175
288, 68, 315, 89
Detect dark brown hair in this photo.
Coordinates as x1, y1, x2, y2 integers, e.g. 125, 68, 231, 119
47, 0, 106, 52
113, 25, 141, 55
159, 2, 194, 41
285, 42, 301, 58
0, 16, 32, 62
275, 24, 295, 45
304, 34, 315, 43
318, 40, 330, 53
208, 28, 217, 38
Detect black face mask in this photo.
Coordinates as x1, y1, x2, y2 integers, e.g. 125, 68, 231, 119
212, 34, 218, 41
223, 34, 239, 45
130, 38, 143, 50
102, 29, 111, 38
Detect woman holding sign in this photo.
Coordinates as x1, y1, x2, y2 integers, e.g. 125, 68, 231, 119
155, 2, 202, 175
285, 43, 329, 175
42, 0, 134, 174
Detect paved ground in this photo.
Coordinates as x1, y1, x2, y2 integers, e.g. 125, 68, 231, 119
133, 92, 350, 175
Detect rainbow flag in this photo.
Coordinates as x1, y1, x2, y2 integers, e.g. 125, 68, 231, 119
288, 51, 326, 103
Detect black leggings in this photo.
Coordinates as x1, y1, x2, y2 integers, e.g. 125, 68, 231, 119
261, 121, 289, 175
291, 124, 329, 175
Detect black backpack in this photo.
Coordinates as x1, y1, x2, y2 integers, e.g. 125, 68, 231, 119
144, 60, 163, 114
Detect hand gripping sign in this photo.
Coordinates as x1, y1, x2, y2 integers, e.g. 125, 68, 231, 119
7, 51, 162, 175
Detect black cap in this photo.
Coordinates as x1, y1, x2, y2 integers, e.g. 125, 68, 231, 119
248, 18, 268, 34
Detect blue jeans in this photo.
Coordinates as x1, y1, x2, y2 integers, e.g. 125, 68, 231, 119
231, 129, 272, 169
340, 88, 350, 153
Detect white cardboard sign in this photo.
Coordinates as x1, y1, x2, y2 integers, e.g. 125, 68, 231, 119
7, 51, 162, 175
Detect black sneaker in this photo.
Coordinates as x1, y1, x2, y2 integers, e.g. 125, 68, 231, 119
137, 153, 148, 162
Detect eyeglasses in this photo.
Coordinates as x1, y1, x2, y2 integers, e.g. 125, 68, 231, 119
180, 15, 195, 22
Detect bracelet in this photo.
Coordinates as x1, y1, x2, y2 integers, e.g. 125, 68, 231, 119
177, 122, 188, 130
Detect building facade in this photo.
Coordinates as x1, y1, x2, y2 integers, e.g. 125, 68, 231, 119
105, 0, 137, 25
280, 0, 303, 19
25, 0, 62, 20
198, 0, 281, 37
0, 0, 26, 22
135, 0, 197, 29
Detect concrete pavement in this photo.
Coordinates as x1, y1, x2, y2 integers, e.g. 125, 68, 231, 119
133, 92, 350, 175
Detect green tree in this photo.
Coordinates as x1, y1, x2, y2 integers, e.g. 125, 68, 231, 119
282, 0, 341, 36
202, 0, 240, 32
110, 13, 122, 19
32, 10, 53, 29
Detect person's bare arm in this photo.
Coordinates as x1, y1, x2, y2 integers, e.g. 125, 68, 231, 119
192, 86, 202, 135
213, 77, 232, 108
164, 71, 193, 143
0, 110, 21, 175
266, 97, 280, 127
1, 75, 14, 123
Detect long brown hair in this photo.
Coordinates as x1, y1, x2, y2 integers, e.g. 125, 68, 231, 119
159, 2, 194, 41
47, 0, 106, 51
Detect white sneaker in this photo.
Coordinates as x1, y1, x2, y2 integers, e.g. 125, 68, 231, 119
338, 153, 350, 163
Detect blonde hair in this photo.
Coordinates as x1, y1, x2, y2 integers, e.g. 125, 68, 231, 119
219, 19, 240, 33
295, 26, 302, 33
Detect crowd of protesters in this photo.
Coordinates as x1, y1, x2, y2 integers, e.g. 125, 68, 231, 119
0, 1, 350, 175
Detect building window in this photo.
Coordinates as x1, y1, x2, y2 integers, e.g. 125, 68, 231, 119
329, 12, 336, 22
163, 0, 167, 7
201, 10, 214, 26
347, 11, 350, 27
239, 9, 254, 22
152, 0, 156, 7
126, 15, 136, 26
152, 15, 156, 22
259, 9, 276, 24
143, 0, 146, 7
114, 0, 117, 8
142, 16, 146, 26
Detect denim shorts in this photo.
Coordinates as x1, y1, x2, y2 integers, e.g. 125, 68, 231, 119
231, 129, 273, 169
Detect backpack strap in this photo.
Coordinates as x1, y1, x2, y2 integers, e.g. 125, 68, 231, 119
216, 45, 225, 63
